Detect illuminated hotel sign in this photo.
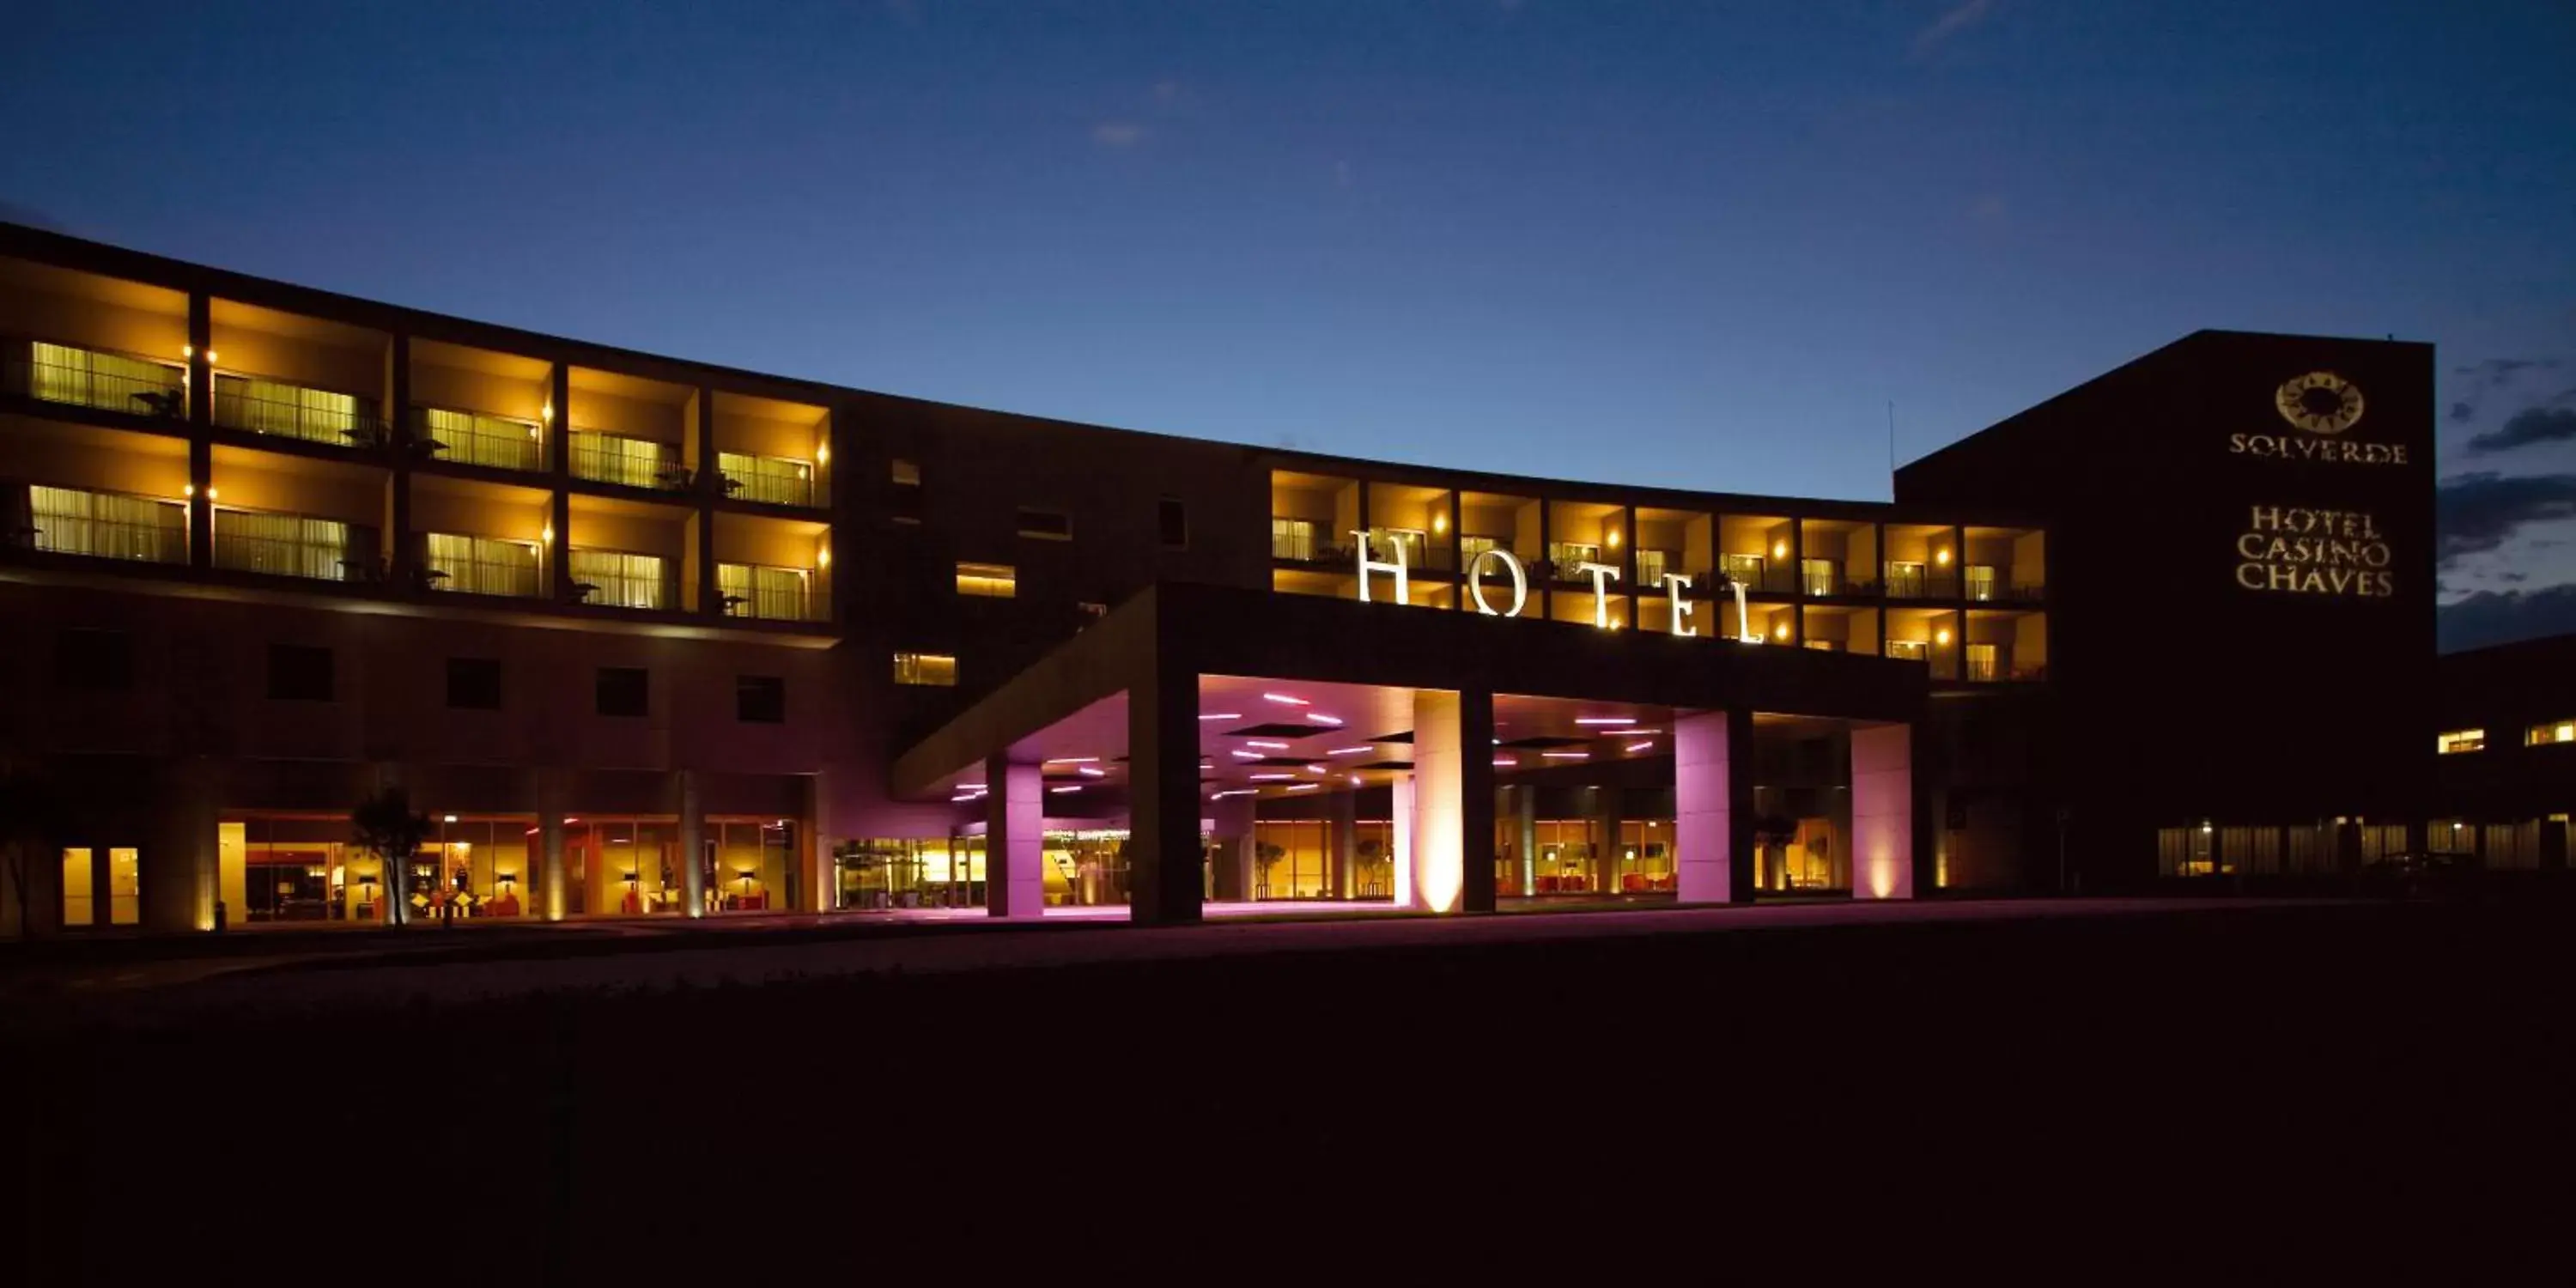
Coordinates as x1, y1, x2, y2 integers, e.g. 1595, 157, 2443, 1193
1358, 534, 1764, 641
2228, 370, 2408, 465
2233, 506, 2395, 597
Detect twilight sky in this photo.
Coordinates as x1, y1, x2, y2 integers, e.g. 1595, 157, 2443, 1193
3, 2, 2572, 647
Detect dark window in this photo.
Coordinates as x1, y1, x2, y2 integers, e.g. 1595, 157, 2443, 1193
56, 628, 133, 692
1016, 507, 1072, 540
596, 666, 648, 718
891, 459, 923, 525
267, 643, 334, 702
447, 657, 503, 710
737, 675, 787, 724
1158, 496, 1188, 549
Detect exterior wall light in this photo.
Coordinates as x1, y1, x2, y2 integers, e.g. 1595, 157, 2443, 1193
1935, 548, 1953, 566
816, 441, 830, 465
817, 544, 832, 568
182, 344, 193, 359
540, 525, 555, 544
542, 402, 555, 422
1771, 538, 1789, 560
1935, 627, 1953, 646
183, 483, 195, 497
204, 488, 217, 501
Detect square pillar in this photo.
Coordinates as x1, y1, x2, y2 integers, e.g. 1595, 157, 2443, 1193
1408, 688, 1485, 914
985, 757, 1045, 918
538, 770, 568, 920
677, 769, 706, 917
1128, 670, 1205, 926
1676, 708, 1753, 903
1852, 721, 1916, 900
143, 756, 216, 933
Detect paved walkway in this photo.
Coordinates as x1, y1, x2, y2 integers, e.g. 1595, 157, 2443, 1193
52, 896, 2338, 1015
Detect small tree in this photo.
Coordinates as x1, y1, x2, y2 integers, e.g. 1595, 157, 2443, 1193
351, 785, 434, 928
1254, 841, 1287, 897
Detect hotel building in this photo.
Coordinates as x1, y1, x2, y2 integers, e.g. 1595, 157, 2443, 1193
0, 223, 2435, 934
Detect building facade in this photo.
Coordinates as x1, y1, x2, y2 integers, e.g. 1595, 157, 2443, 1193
0, 223, 2435, 934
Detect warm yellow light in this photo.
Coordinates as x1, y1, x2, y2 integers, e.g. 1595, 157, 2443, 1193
1607, 528, 1621, 549
1771, 538, 1789, 560
204, 487, 217, 501
2560, 724, 2574, 743
816, 544, 832, 568
1935, 627, 1952, 646
1431, 513, 1448, 535
181, 344, 193, 359
1772, 620, 1790, 641
541, 402, 555, 422
816, 441, 830, 465
204, 349, 218, 364
182, 483, 195, 497
1935, 548, 1952, 566
539, 524, 555, 544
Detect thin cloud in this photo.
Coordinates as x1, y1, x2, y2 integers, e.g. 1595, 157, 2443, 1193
2467, 406, 2576, 456
1091, 122, 1144, 148
1912, 0, 1997, 58
2442, 583, 2576, 653
2436, 471, 2576, 570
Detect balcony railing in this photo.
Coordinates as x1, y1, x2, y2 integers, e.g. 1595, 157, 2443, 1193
1718, 555, 1796, 594
213, 375, 387, 447
720, 562, 825, 622
1883, 564, 1961, 599
1962, 566, 2046, 604
6, 341, 187, 419
1271, 526, 1352, 565
424, 534, 543, 598
719, 453, 821, 507
570, 430, 688, 491
21, 485, 188, 565
212, 515, 365, 582
568, 550, 673, 610
416, 407, 545, 473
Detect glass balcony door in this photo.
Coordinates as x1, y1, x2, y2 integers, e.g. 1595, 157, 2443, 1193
20, 341, 186, 417
27, 485, 187, 563
418, 407, 544, 472
425, 533, 542, 597
215, 374, 375, 447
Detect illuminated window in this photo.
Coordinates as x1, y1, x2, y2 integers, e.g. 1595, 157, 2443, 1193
28, 485, 186, 564
215, 509, 353, 580
891, 459, 921, 486
1635, 548, 1669, 585
569, 429, 680, 489
1371, 527, 1429, 567
1017, 507, 1072, 540
2436, 729, 2486, 755
569, 549, 668, 610
955, 562, 1018, 598
27, 342, 184, 416
719, 562, 817, 621
1271, 517, 1317, 561
894, 652, 957, 687
718, 451, 817, 507
1459, 535, 1501, 564
420, 407, 544, 471
2527, 722, 2576, 747
215, 374, 368, 446
425, 533, 541, 598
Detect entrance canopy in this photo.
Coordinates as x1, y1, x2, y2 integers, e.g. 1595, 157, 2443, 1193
892, 582, 1929, 921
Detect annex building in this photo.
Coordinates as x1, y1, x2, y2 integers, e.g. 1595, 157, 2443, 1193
0, 222, 2437, 933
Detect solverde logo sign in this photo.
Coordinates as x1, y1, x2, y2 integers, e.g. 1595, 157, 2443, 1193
2228, 370, 2408, 465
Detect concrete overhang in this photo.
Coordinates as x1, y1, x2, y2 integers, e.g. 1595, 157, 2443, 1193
891, 580, 1929, 798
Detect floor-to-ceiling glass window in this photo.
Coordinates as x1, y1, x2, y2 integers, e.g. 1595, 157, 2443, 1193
570, 817, 683, 915
1349, 820, 1394, 899
834, 836, 986, 908
708, 818, 795, 913
1530, 819, 1597, 894
1045, 829, 1131, 906
57, 848, 137, 927
418, 816, 536, 918
223, 816, 376, 922
1613, 820, 1675, 892
1252, 821, 1330, 900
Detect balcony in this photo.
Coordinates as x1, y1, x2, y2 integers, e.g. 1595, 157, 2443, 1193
423, 532, 544, 598
719, 562, 827, 623
571, 429, 690, 492
17, 483, 186, 564
7, 340, 187, 420
212, 509, 374, 582
1963, 564, 2045, 604
719, 452, 819, 507
1717, 553, 1796, 594
214, 374, 388, 448
1882, 562, 1960, 600
568, 547, 676, 610
1271, 519, 1352, 566
416, 406, 545, 473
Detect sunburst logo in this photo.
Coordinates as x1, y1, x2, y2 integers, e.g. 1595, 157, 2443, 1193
2275, 371, 2365, 435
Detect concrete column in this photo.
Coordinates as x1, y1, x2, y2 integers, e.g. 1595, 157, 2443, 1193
549, 363, 574, 602
1676, 709, 1753, 903
1852, 722, 1916, 900
696, 386, 720, 617
1392, 775, 1414, 908
984, 757, 1044, 918
1460, 689, 1497, 913
388, 332, 415, 585
1208, 792, 1255, 902
1512, 785, 1539, 897
1128, 668, 1205, 926
1408, 689, 1473, 914
143, 756, 215, 933
1329, 789, 1357, 900
185, 293, 212, 571
677, 769, 706, 917
538, 770, 568, 920
1593, 785, 1626, 896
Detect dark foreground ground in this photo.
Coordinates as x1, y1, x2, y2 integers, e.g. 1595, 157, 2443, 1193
5, 898, 2570, 1278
